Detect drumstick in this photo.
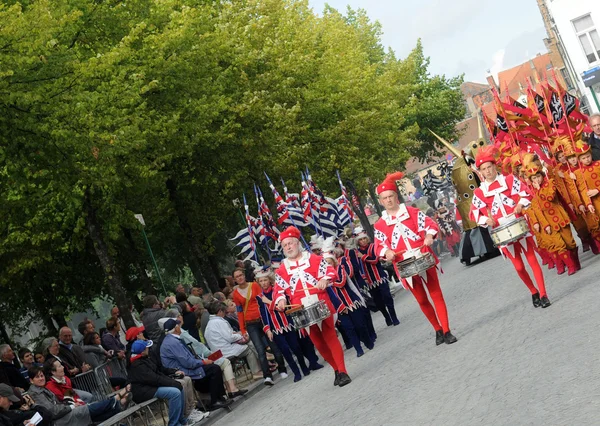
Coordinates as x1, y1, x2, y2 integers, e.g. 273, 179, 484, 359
284, 304, 301, 309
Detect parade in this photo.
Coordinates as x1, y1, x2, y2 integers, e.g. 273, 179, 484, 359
2, 0, 600, 425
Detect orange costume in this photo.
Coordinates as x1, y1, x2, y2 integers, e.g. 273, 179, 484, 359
571, 142, 600, 247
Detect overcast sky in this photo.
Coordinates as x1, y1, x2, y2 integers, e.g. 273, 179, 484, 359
308, 0, 548, 83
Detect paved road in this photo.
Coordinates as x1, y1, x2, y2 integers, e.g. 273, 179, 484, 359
213, 250, 600, 426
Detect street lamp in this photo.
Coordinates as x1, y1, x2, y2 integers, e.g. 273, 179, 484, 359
134, 213, 167, 296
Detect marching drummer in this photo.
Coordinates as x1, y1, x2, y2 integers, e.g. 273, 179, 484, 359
469, 145, 551, 308
273, 226, 352, 387
373, 172, 458, 346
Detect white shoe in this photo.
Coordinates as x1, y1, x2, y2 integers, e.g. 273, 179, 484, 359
280, 372, 289, 379
264, 377, 274, 386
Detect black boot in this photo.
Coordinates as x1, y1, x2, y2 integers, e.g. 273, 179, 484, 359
333, 371, 340, 386
435, 330, 445, 346
444, 331, 458, 345
337, 372, 352, 387
540, 296, 551, 308
532, 292, 541, 308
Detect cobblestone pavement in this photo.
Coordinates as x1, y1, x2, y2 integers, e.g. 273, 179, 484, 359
212, 250, 600, 426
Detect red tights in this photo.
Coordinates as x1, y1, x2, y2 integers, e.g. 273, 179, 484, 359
502, 237, 547, 297
308, 315, 347, 374
408, 268, 450, 333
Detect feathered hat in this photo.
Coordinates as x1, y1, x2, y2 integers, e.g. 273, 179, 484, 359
253, 264, 274, 280
321, 236, 337, 260
309, 234, 324, 251
353, 226, 369, 240
475, 144, 499, 168
574, 140, 590, 155
376, 172, 404, 195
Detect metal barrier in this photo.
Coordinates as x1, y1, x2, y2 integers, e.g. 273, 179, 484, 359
94, 362, 118, 397
72, 369, 107, 401
106, 357, 128, 379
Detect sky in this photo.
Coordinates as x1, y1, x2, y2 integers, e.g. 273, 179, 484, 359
308, 0, 548, 83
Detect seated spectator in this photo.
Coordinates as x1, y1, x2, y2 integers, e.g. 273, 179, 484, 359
222, 286, 233, 300
188, 287, 203, 306
128, 340, 207, 425
178, 302, 201, 342
141, 295, 179, 341
42, 338, 93, 403
17, 349, 40, 382
43, 359, 89, 405
81, 333, 127, 389
175, 284, 186, 294
34, 354, 44, 365
27, 366, 127, 426
57, 327, 91, 376
213, 292, 226, 302
224, 300, 240, 332
101, 318, 126, 358
0, 345, 29, 391
175, 292, 188, 304
0, 384, 53, 426
204, 303, 262, 379
124, 325, 146, 355
160, 319, 231, 411
199, 304, 211, 338
163, 317, 247, 399
76, 320, 95, 345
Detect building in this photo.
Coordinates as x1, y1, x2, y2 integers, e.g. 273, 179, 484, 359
541, 0, 600, 113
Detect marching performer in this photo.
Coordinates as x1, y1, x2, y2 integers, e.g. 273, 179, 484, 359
373, 172, 458, 345
274, 227, 352, 387
255, 267, 310, 383
572, 140, 600, 247
469, 146, 551, 308
522, 159, 579, 275
354, 227, 400, 327
322, 238, 374, 358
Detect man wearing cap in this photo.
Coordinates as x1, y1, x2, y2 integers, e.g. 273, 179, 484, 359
159, 319, 230, 411
274, 226, 352, 387
470, 146, 550, 308
373, 172, 458, 345
0, 383, 50, 426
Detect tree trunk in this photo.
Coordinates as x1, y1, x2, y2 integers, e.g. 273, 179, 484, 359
346, 180, 375, 240
0, 319, 13, 346
84, 188, 136, 329
122, 227, 156, 295
166, 178, 220, 293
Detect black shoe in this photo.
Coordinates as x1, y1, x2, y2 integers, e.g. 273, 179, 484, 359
385, 319, 393, 326
337, 372, 352, 387
227, 389, 248, 398
333, 371, 340, 386
392, 319, 400, 326
301, 368, 311, 376
532, 292, 541, 308
540, 296, 551, 308
209, 400, 231, 410
444, 331, 458, 345
435, 330, 445, 346
310, 363, 324, 371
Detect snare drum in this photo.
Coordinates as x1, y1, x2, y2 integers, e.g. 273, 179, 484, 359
395, 252, 436, 279
490, 217, 529, 246
288, 300, 331, 329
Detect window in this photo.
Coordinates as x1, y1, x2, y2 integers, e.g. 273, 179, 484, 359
573, 14, 600, 64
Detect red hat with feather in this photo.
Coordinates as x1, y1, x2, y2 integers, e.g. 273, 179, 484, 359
376, 172, 405, 195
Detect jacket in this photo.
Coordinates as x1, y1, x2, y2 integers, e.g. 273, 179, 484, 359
101, 332, 125, 353
160, 334, 206, 380
180, 311, 201, 342
204, 316, 247, 358
57, 343, 86, 370
141, 308, 179, 341
128, 356, 182, 404
82, 345, 107, 369
45, 376, 85, 404
28, 384, 90, 426
0, 362, 29, 390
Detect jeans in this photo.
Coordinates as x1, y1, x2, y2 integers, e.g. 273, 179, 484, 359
246, 321, 286, 378
154, 387, 184, 426
87, 397, 121, 423
74, 388, 94, 403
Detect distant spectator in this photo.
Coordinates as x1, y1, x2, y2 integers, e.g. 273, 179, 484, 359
242, 261, 255, 282
0, 383, 53, 426
28, 365, 127, 426
199, 302, 211, 338
177, 302, 201, 342
224, 300, 240, 332
101, 318, 126, 358
0, 345, 29, 391
124, 326, 146, 355
213, 292, 225, 302
57, 327, 91, 375
17, 349, 40, 382
141, 295, 179, 341
187, 287, 203, 306
111, 305, 141, 346
222, 286, 233, 300
160, 319, 231, 411
45, 336, 93, 403
76, 320, 95, 345
34, 354, 44, 365
81, 333, 127, 389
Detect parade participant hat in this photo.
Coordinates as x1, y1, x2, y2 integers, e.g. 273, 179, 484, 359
376, 172, 404, 195
321, 236, 337, 260
353, 226, 369, 240
475, 144, 498, 168
279, 226, 301, 242
501, 156, 512, 175
309, 234, 324, 251
131, 339, 153, 355
523, 162, 542, 178
510, 153, 522, 168
574, 140, 590, 155
253, 264, 272, 280
125, 325, 145, 342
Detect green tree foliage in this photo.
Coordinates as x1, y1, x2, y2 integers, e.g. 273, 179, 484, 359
0, 0, 465, 335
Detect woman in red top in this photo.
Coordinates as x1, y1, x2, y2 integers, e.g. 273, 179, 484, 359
232, 268, 287, 386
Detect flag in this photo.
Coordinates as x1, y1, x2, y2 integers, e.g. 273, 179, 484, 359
256, 184, 280, 241
336, 170, 355, 222
265, 173, 307, 228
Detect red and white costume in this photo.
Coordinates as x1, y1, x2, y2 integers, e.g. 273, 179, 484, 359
373, 177, 452, 334
274, 230, 347, 375
469, 157, 548, 298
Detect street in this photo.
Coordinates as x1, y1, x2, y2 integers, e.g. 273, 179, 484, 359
213, 250, 600, 426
